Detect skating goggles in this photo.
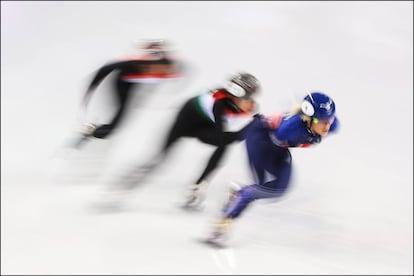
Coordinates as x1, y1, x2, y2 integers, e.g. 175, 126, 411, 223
312, 117, 334, 124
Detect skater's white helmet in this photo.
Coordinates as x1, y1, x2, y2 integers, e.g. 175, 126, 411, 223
224, 72, 260, 99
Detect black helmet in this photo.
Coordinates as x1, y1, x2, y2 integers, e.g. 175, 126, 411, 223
224, 72, 260, 99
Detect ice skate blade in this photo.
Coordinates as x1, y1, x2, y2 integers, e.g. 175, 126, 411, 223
87, 201, 126, 214
199, 237, 228, 249
64, 135, 90, 150
180, 203, 205, 212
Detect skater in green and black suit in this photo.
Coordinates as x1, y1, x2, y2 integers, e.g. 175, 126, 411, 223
103, 72, 261, 210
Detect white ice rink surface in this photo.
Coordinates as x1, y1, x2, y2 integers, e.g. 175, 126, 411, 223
2, 2, 413, 275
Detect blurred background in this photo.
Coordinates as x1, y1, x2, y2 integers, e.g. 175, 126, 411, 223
2, 1, 413, 275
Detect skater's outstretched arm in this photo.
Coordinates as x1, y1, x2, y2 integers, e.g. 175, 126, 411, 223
82, 60, 133, 108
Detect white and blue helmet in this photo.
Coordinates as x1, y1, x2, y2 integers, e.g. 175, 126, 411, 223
301, 92, 336, 119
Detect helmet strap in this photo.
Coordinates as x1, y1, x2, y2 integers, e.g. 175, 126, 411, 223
306, 117, 317, 134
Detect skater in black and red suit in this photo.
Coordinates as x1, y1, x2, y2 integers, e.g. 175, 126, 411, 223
70, 40, 184, 148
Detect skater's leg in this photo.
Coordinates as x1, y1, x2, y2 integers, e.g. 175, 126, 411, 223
183, 128, 244, 208
206, 123, 292, 244
113, 99, 196, 191
205, 172, 291, 246
93, 81, 132, 139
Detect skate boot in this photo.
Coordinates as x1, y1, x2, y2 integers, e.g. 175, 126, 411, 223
204, 217, 233, 248
222, 181, 242, 213
71, 123, 96, 148
228, 181, 242, 200
80, 123, 97, 137
182, 180, 208, 211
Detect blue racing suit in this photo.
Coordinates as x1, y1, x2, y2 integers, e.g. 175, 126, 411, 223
223, 113, 339, 219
